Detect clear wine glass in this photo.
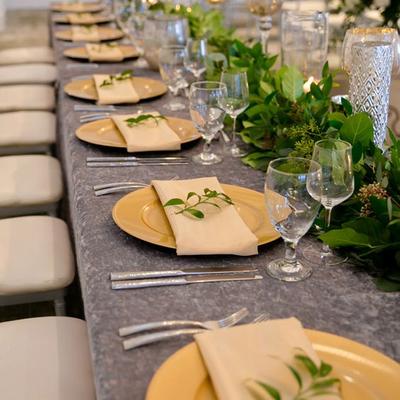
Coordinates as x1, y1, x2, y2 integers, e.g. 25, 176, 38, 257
246, 0, 282, 53
218, 71, 249, 158
189, 81, 227, 165
159, 45, 189, 112
305, 139, 354, 265
113, 0, 134, 37
184, 38, 207, 80
264, 157, 322, 282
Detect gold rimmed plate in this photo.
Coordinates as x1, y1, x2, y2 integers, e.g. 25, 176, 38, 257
55, 27, 124, 42
64, 76, 167, 103
53, 14, 114, 25
112, 184, 280, 249
146, 330, 400, 400
76, 116, 201, 149
50, 2, 105, 13
63, 45, 139, 61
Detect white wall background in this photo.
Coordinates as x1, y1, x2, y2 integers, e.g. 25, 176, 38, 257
5, 0, 52, 8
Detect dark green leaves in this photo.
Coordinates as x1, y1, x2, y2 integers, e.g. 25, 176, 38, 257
124, 114, 166, 127
280, 66, 304, 102
255, 381, 281, 400
100, 69, 133, 87
339, 112, 373, 147
163, 188, 234, 219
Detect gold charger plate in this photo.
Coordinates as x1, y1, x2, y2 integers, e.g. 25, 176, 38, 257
63, 45, 139, 61
50, 2, 105, 13
53, 14, 113, 24
146, 330, 400, 400
76, 116, 201, 149
112, 184, 280, 249
55, 27, 124, 42
64, 76, 167, 103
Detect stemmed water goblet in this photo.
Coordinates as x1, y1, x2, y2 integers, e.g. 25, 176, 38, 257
189, 81, 227, 165
305, 139, 355, 265
264, 157, 322, 282
184, 38, 207, 80
159, 45, 189, 112
218, 70, 249, 157
246, 0, 282, 53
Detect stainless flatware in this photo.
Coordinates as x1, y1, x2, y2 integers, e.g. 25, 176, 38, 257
95, 185, 147, 196
111, 266, 259, 281
74, 104, 116, 112
66, 63, 99, 70
111, 272, 263, 290
119, 307, 248, 337
87, 156, 187, 162
94, 181, 149, 191
122, 308, 249, 350
87, 161, 188, 167
80, 113, 110, 123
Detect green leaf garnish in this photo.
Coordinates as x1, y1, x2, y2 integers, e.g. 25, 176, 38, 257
163, 188, 234, 219
100, 69, 133, 87
124, 114, 166, 128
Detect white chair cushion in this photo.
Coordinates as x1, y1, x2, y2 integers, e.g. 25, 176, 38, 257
0, 111, 56, 147
0, 316, 96, 400
0, 47, 54, 65
0, 155, 63, 207
0, 85, 55, 112
0, 216, 74, 295
0, 64, 58, 85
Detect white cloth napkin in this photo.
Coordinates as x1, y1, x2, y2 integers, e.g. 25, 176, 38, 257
195, 318, 341, 400
111, 112, 181, 152
0, 85, 55, 112
0, 111, 56, 146
67, 13, 94, 24
85, 43, 124, 62
0, 64, 57, 85
151, 177, 258, 255
0, 47, 54, 65
71, 25, 100, 42
93, 74, 139, 105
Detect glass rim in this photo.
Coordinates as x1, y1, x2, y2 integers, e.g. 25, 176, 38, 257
190, 81, 227, 90
268, 157, 321, 176
314, 138, 352, 149
281, 10, 328, 18
348, 27, 397, 35
351, 40, 392, 49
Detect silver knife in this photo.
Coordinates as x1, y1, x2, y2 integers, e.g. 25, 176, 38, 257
110, 266, 259, 281
111, 272, 263, 290
87, 161, 189, 167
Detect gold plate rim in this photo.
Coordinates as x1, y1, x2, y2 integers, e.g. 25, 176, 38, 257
63, 45, 139, 60
146, 329, 400, 400
75, 116, 201, 148
55, 27, 124, 42
112, 184, 280, 249
53, 15, 113, 24
64, 76, 167, 102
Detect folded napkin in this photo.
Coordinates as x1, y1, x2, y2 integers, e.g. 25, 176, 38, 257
93, 74, 139, 105
151, 177, 258, 255
85, 43, 124, 62
0, 47, 54, 65
71, 25, 100, 42
0, 64, 57, 85
0, 85, 55, 112
195, 318, 341, 400
57, 2, 87, 12
111, 112, 181, 152
67, 13, 95, 24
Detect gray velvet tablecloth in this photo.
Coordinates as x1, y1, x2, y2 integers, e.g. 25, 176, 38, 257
51, 23, 400, 400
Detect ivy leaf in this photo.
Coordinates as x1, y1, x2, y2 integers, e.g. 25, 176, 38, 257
163, 198, 185, 206
319, 361, 333, 377
256, 381, 281, 400
339, 112, 374, 147
309, 378, 341, 391
185, 208, 204, 219
287, 364, 303, 389
295, 354, 319, 377
341, 97, 353, 115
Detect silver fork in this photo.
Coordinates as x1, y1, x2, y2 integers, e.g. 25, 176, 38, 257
95, 184, 148, 196
93, 175, 178, 191
74, 104, 116, 112
80, 113, 110, 123
120, 307, 248, 337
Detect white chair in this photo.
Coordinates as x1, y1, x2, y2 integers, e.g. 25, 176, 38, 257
0, 46, 54, 65
0, 154, 63, 218
0, 64, 58, 85
0, 215, 75, 315
0, 111, 56, 155
0, 316, 96, 400
0, 85, 55, 112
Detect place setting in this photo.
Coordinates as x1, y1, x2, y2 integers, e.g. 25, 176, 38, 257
55, 24, 124, 42
53, 11, 114, 25
50, 1, 105, 13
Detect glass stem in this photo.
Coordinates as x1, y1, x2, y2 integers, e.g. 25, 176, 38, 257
202, 138, 211, 158
283, 239, 299, 272
231, 115, 237, 148
258, 16, 272, 54
322, 207, 333, 255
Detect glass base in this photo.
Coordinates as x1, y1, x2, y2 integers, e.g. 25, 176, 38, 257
163, 101, 186, 112
266, 258, 312, 282
192, 152, 222, 165
228, 144, 248, 158
302, 245, 348, 266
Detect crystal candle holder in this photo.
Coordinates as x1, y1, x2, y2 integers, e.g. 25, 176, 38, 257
349, 41, 393, 149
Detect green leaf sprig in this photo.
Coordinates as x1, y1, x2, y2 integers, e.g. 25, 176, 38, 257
125, 114, 166, 128
163, 188, 234, 219
246, 351, 341, 400
100, 69, 133, 88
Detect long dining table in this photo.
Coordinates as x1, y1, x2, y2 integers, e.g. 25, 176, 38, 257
50, 20, 400, 400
